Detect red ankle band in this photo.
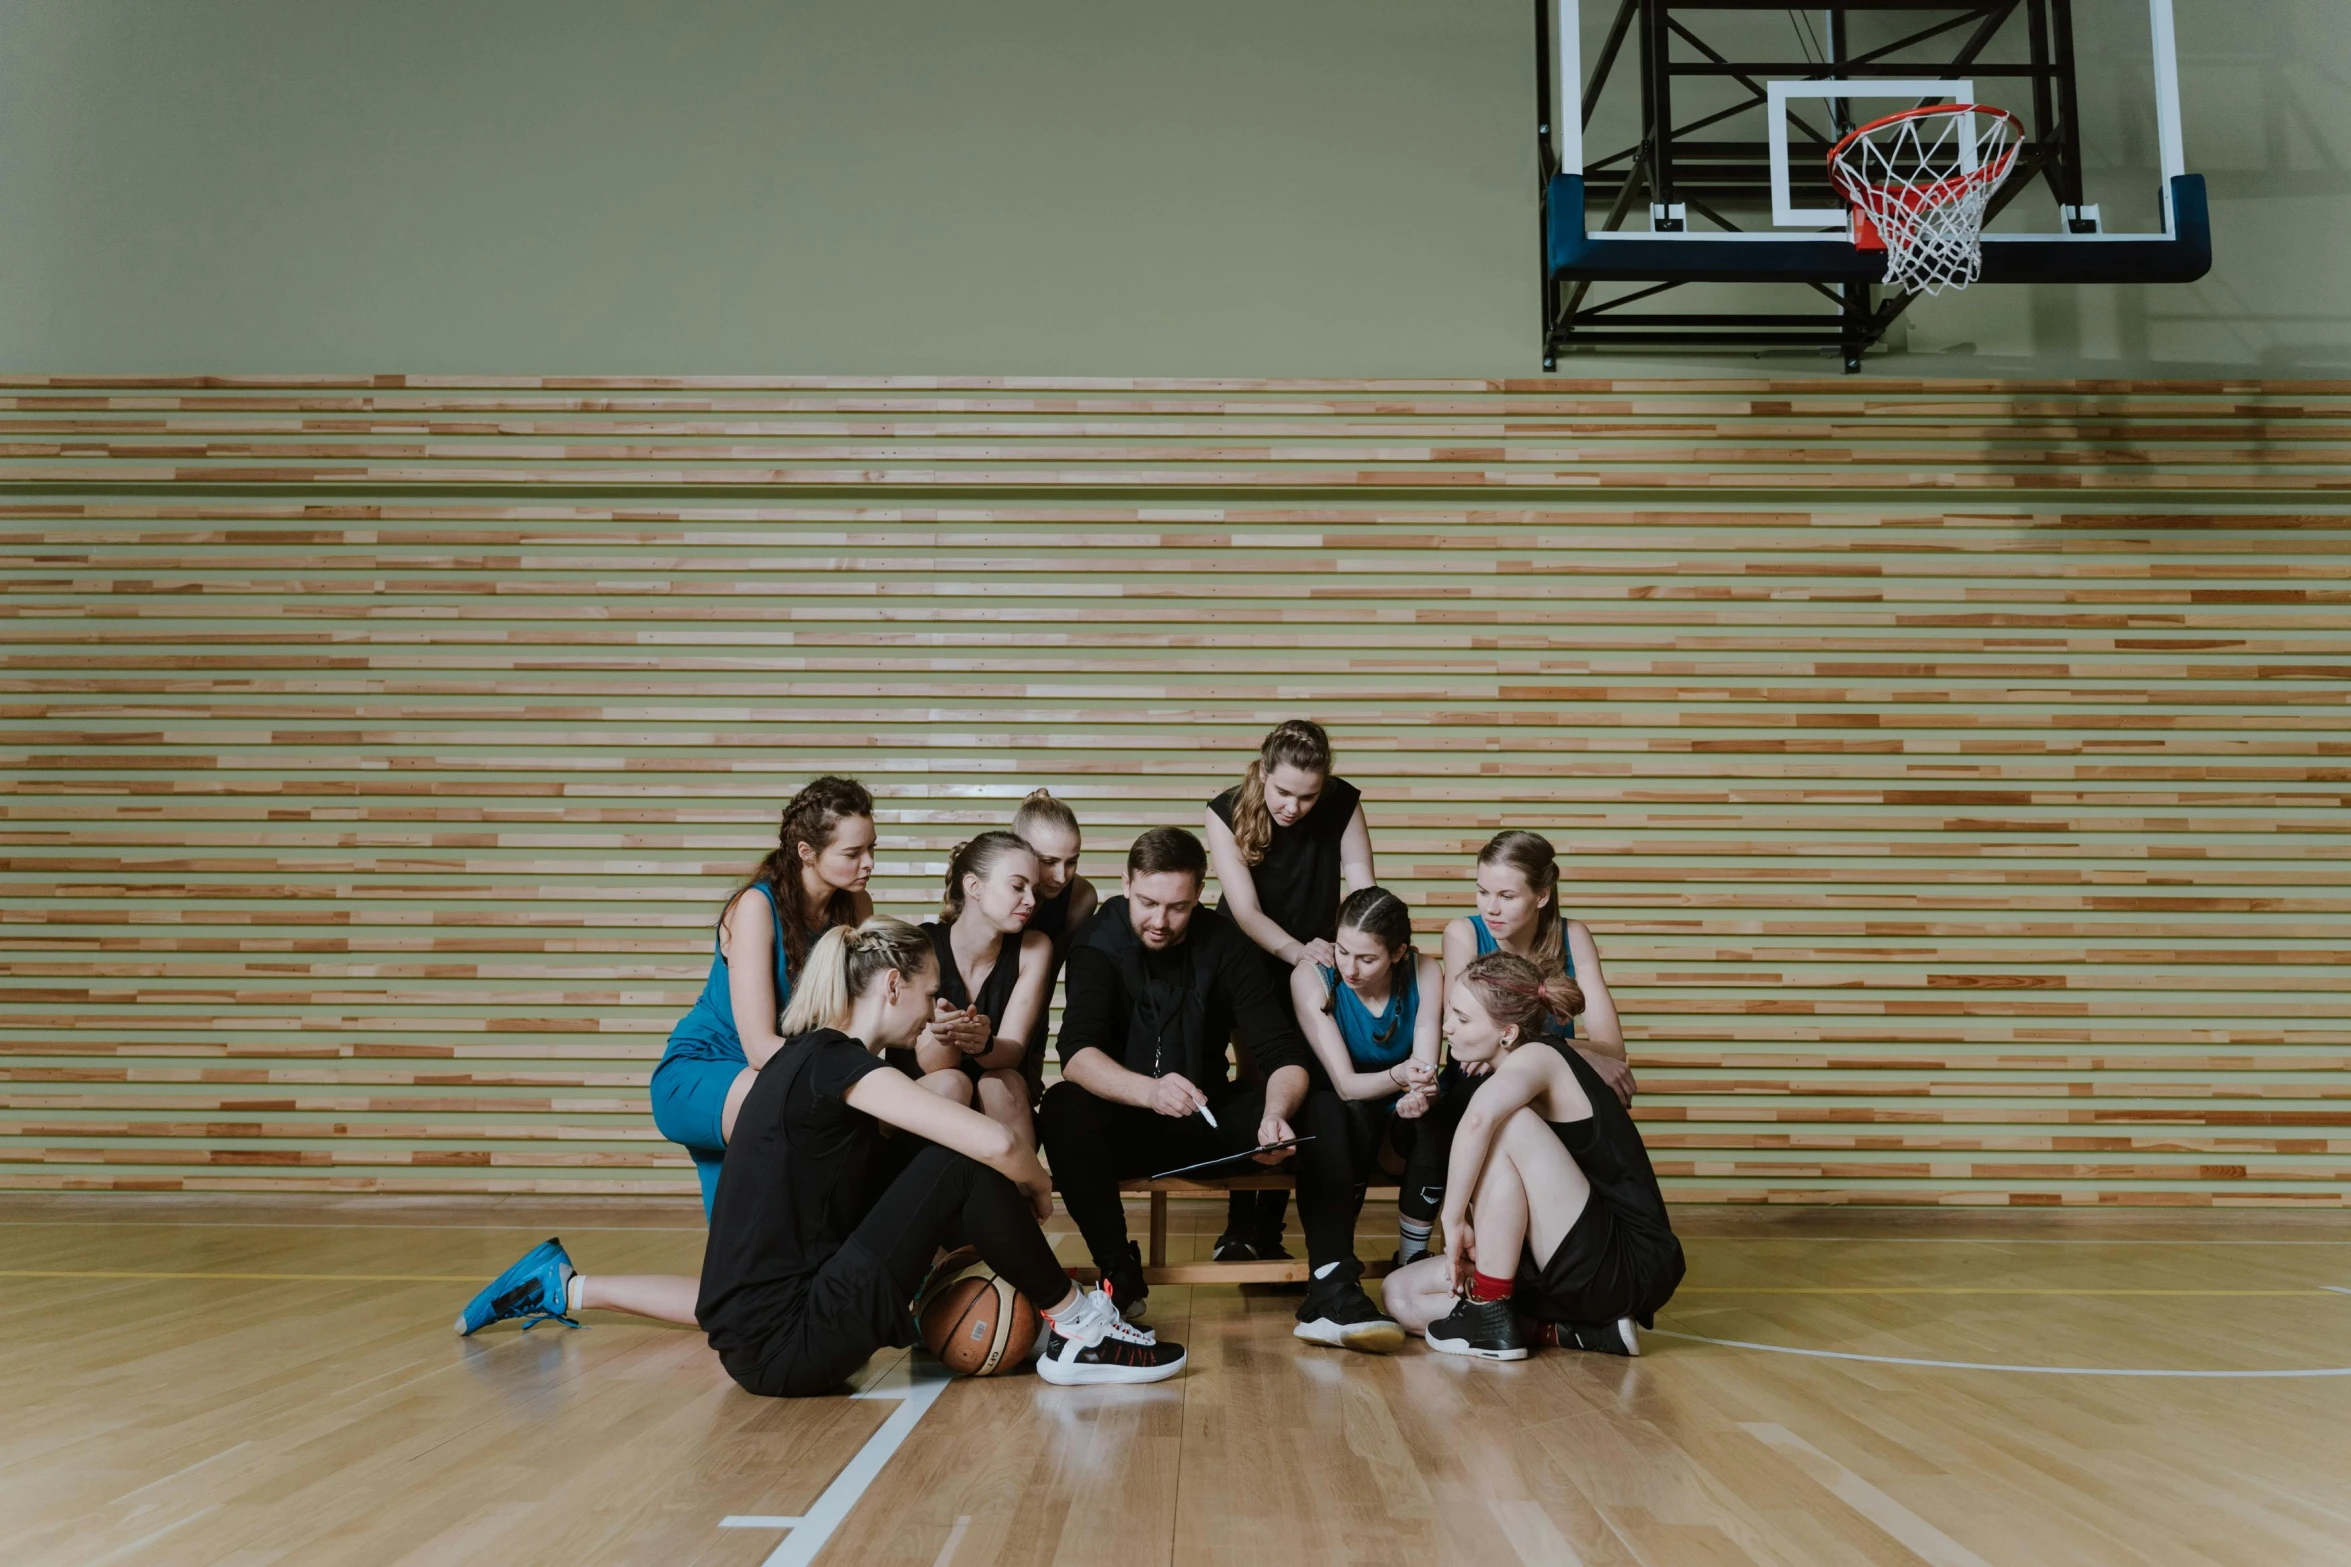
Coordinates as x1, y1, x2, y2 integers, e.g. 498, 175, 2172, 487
1470, 1270, 1514, 1304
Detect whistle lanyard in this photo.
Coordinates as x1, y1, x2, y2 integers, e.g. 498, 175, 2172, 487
1133, 945, 1195, 1079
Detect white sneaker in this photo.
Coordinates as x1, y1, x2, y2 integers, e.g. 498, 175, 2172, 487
1035, 1288, 1188, 1386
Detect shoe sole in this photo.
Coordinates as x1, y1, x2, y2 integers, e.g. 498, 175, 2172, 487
1425, 1332, 1528, 1362
1035, 1348, 1188, 1386
1294, 1318, 1406, 1354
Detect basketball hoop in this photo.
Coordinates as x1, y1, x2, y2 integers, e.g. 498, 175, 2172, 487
1826, 103, 2023, 295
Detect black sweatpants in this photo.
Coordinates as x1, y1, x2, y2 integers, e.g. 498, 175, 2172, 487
1038, 1081, 1360, 1277
1330, 1083, 1454, 1225
713, 1141, 1070, 1398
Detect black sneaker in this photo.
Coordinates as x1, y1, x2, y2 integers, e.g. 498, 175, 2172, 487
1252, 1230, 1294, 1262
1211, 1230, 1258, 1263
1559, 1317, 1641, 1357
1036, 1288, 1188, 1386
1294, 1273, 1405, 1354
1424, 1295, 1528, 1362
1100, 1240, 1149, 1323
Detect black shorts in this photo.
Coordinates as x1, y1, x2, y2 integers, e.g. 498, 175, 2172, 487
713, 1237, 917, 1399
1513, 1198, 1685, 1330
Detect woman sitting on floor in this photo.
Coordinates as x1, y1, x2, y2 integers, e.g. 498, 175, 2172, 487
1382, 952, 1684, 1361
456, 918, 1187, 1393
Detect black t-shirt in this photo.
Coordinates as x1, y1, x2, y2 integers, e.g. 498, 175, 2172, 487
1209, 775, 1362, 944
1054, 898, 1309, 1100
696, 1028, 893, 1352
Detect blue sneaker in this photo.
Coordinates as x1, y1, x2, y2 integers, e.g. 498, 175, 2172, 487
455, 1238, 578, 1336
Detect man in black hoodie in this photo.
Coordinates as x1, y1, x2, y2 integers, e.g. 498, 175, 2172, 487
1038, 826, 1401, 1351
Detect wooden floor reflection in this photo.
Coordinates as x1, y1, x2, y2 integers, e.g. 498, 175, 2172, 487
5, 1196, 2348, 1566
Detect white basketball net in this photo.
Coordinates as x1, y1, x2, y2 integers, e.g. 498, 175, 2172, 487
1826, 104, 2023, 295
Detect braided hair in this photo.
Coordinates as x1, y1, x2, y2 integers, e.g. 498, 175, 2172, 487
778, 917, 936, 1036
1228, 719, 1332, 868
740, 775, 872, 972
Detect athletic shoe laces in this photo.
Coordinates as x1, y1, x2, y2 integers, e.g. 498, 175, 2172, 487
1055, 1288, 1155, 1348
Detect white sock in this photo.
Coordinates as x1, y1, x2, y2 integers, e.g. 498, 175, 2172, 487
1399, 1217, 1433, 1260
566, 1275, 585, 1313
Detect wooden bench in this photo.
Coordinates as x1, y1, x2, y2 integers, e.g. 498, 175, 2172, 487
1112, 1175, 1402, 1285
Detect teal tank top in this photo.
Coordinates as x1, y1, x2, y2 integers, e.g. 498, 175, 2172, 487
1468, 914, 1575, 1040
660, 883, 792, 1065
1316, 959, 1418, 1073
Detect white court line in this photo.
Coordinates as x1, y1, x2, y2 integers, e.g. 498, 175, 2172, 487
1656, 1329, 2351, 1378
82, 1506, 222, 1567
716, 1359, 955, 1567
1743, 1424, 1996, 1567
103, 1441, 251, 1507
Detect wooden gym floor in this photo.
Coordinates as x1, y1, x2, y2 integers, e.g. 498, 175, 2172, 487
5, 1196, 2349, 1566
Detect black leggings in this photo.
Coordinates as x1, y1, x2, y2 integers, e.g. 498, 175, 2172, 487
721, 1142, 1068, 1398
851, 1139, 1070, 1311
1334, 1068, 1473, 1222
1039, 1081, 1361, 1277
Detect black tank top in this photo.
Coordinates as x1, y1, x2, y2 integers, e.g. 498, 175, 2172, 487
1027, 881, 1075, 941
1536, 1035, 1677, 1249
1207, 774, 1362, 944
924, 918, 1023, 1031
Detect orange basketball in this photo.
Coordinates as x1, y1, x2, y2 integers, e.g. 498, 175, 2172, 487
917, 1256, 1040, 1376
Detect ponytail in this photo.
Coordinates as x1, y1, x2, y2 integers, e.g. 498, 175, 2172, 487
1456, 951, 1584, 1044
1476, 829, 1565, 980
1229, 719, 1333, 867
1011, 787, 1080, 841
778, 917, 934, 1036
941, 830, 1037, 921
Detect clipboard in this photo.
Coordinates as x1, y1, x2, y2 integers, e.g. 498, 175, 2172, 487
1147, 1135, 1316, 1181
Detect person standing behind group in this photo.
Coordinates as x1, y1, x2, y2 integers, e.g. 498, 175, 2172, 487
651, 776, 876, 1215
1204, 719, 1375, 1262
1290, 887, 1452, 1268
1441, 829, 1633, 1105
1008, 788, 1098, 1104
886, 832, 1055, 1155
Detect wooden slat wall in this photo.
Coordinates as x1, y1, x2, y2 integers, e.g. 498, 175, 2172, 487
3, 375, 2346, 1205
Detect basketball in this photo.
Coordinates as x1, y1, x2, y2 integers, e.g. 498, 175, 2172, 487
917, 1254, 1040, 1377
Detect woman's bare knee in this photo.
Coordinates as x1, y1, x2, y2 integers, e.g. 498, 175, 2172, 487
920, 1070, 975, 1105
1382, 1256, 1454, 1333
